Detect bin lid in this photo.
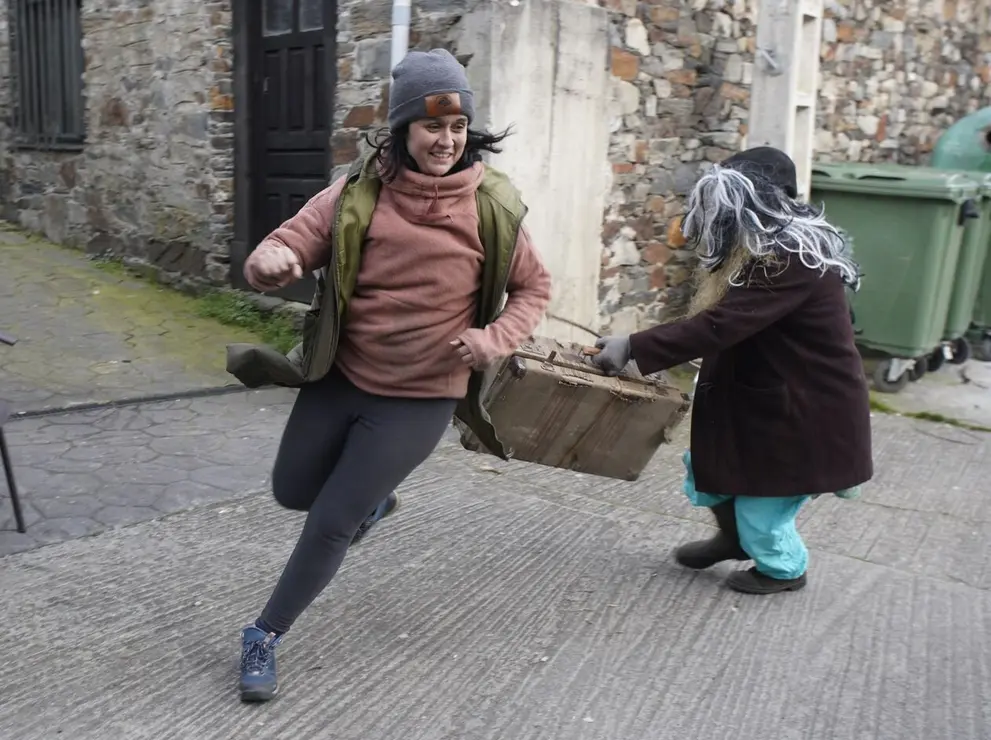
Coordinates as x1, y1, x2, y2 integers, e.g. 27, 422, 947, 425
936, 169, 991, 197
849, 162, 991, 197
810, 162, 978, 201
939, 169, 991, 196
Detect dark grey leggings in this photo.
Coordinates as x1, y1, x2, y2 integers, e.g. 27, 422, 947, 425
259, 368, 456, 633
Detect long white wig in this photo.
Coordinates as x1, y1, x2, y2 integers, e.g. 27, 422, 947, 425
682, 165, 861, 297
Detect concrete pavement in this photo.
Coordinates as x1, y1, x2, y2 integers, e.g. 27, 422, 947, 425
0, 224, 258, 411
0, 388, 295, 555
877, 360, 991, 429
2, 412, 990, 739
2, 223, 991, 739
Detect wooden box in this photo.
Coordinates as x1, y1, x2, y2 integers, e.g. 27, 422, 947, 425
456, 336, 691, 481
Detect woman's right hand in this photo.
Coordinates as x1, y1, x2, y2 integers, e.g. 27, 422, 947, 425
244, 243, 304, 292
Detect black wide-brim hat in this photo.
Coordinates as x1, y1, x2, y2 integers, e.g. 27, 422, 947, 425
721, 146, 799, 198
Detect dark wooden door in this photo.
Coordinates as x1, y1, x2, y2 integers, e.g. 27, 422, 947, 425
248, 0, 335, 303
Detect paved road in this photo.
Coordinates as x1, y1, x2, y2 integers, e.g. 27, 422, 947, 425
2, 407, 990, 739
0, 388, 295, 555
878, 360, 991, 429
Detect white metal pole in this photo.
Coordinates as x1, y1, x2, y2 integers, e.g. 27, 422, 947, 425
391, 0, 411, 69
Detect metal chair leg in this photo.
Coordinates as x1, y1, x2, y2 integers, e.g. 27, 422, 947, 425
0, 428, 26, 534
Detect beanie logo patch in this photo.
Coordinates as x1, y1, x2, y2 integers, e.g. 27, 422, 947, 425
424, 92, 463, 118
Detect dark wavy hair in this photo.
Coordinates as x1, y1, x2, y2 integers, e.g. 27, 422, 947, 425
364, 124, 513, 182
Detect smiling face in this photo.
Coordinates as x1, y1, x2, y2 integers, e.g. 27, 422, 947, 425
406, 114, 469, 176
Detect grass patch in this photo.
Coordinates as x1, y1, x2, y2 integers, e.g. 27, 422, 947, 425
195, 290, 299, 354
664, 363, 697, 394
91, 257, 129, 277
869, 392, 991, 433
905, 411, 991, 433
92, 254, 300, 354
868, 395, 898, 415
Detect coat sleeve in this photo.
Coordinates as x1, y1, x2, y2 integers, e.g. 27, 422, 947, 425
628, 258, 817, 375
252, 175, 346, 273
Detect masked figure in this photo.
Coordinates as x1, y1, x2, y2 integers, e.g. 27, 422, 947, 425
591, 146, 872, 595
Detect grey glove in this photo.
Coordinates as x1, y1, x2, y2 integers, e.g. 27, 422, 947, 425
591, 335, 632, 376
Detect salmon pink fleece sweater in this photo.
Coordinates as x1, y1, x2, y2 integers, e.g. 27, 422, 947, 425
253, 162, 552, 399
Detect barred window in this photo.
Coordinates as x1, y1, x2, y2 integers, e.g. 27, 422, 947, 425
10, 0, 85, 148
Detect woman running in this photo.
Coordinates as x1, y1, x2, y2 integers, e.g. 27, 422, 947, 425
236, 48, 552, 701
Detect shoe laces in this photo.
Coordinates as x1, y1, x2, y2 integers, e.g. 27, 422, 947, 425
242, 633, 280, 675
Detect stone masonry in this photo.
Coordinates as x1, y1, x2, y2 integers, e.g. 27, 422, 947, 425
0, 1, 235, 290
2, 0, 991, 324
597, 0, 757, 332
596, 0, 991, 331
816, 0, 991, 163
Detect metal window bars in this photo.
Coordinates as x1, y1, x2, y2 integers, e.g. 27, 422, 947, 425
11, 0, 85, 149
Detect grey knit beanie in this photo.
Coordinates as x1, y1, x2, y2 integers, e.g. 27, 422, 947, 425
388, 49, 475, 131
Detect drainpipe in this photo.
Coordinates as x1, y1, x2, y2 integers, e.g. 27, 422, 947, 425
391, 0, 411, 69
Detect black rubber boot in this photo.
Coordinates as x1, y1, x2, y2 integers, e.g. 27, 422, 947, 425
675, 499, 749, 570
726, 567, 807, 595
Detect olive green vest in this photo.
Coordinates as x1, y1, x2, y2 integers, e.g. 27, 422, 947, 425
226, 155, 527, 459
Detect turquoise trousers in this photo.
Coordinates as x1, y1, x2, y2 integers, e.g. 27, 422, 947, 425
681, 450, 810, 580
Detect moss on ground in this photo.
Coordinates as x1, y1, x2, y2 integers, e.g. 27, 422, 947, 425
91, 256, 299, 354
195, 290, 298, 354
870, 392, 991, 433
0, 220, 298, 370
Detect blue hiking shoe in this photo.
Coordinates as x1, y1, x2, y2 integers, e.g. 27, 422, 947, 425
350, 491, 400, 545
239, 626, 283, 702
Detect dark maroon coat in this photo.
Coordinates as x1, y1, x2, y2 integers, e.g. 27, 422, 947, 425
629, 257, 873, 497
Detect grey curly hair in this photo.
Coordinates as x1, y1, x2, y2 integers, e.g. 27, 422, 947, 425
682, 164, 861, 292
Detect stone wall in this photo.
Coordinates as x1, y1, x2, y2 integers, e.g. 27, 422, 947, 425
597, 0, 756, 333
0, 1, 235, 289
0, 0, 468, 290
596, 0, 991, 333
816, 0, 991, 163
3, 0, 990, 314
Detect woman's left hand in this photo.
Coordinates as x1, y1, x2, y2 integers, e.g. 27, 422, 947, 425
451, 330, 498, 370
451, 337, 475, 367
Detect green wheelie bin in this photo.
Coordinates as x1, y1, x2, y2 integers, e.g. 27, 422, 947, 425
809, 163, 978, 392
940, 172, 991, 361
931, 106, 991, 360
864, 164, 990, 368
973, 240, 991, 360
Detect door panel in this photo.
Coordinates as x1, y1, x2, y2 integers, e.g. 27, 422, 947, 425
248, 0, 335, 304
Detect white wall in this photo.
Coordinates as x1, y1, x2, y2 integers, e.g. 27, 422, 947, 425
460, 0, 611, 344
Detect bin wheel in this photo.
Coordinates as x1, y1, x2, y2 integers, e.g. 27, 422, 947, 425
909, 357, 928, 382
927, 348, 946, 373
974, 336, 991, 362
873, 360, 910, 393
950, 337, 971, 365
